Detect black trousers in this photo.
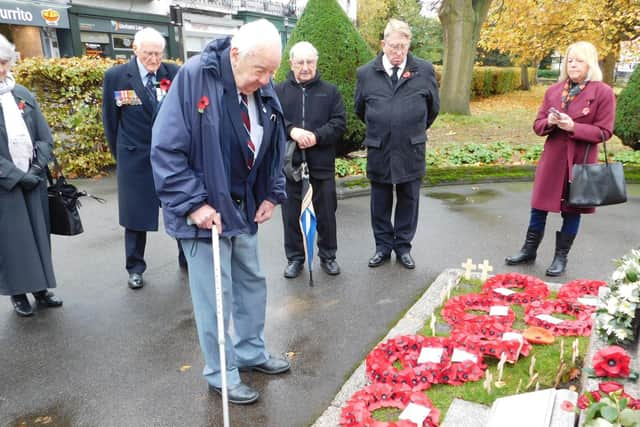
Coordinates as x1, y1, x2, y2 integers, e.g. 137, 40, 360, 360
282, 177, 337, 262
125, 229, 185, 273
370, 179, 421, 256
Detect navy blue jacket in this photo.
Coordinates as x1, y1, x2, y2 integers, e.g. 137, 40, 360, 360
150, 37, 287, 239
355, 53, 439, 184
102, 58, 179, 231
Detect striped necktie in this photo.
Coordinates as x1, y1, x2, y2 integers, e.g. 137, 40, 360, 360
240, 94, 255, 169
145, 72, 157, 105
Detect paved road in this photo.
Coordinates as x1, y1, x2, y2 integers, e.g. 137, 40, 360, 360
1, 176, 638, 427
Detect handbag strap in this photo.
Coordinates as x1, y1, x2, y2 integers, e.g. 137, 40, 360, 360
46, 153, 106, 204
581, 130, 609, 165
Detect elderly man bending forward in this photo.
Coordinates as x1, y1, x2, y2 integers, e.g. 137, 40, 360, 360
151, 19, 290, 405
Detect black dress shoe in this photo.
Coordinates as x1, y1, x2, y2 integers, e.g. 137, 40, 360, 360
209, 382, 259, 405
33, 290, 63, 307
10, 294, 33, 317
398, 252, 416, 269
320, 258, 341, 275
284, 260, 304, 279
368, 252, 391, 268
128, 273, 144, 289
239, 356, 291, 375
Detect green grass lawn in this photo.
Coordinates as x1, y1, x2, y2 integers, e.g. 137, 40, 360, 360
372, 279, 589, 422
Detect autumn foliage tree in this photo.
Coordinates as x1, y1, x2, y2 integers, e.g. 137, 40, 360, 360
480, 0, 640, 85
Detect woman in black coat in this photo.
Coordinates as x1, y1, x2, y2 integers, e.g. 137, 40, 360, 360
0, 35, 62, 316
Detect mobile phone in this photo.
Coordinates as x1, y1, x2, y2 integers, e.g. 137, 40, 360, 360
548, 107, 561, 117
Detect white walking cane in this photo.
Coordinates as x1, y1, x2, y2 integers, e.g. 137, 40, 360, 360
211, 229, 231, 427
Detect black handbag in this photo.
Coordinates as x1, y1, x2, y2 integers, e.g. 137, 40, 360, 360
283, 139, 303, 182
567, 140, 627, 208
46, 156, 104, 236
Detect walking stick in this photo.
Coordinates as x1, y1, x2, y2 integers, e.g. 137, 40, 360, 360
211, 229, 231, 427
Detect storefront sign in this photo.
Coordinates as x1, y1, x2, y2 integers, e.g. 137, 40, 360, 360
0, 1, 69, 28
78, 16, 168, 36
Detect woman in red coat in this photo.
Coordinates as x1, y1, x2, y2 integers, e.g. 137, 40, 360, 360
506, 41, 616, 276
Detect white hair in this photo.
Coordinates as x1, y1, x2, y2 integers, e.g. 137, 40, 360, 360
289, 41, 318, 61
133, 27, 166, 49
0, 34, 17, 65
384, 18, 412, 41
231, 19, 282, 58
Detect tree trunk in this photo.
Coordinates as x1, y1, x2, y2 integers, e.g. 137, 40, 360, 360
438, 0, 493, 115
601, 51, 617, 86
520, 64, 530, 90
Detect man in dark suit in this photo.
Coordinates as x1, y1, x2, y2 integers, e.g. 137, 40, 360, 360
102, 27, 180, 289
355, 19, 440, 270
275, 41, 346, 279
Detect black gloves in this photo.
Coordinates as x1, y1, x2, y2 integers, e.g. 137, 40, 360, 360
28, 163, 46, 178
19, 171, 43, 190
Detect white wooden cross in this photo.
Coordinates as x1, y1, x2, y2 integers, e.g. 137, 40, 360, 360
461, 258, 476, 279
479, 259, 493, 281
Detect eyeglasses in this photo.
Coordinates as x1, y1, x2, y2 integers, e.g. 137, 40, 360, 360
385, 43, 409, 52
292, 59, 317, 67
140, 51, 163, 59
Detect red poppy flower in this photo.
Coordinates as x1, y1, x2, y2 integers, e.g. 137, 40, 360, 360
560, 400, 575, 412
592, 346, 631, 378
159, 78, 171, 91
17, 100, 25, 111
197, 95, 209, 113
577, 394, 590, 409
402, 71, 411, 79
598, 381, 624, 394
590, 391, 601, 402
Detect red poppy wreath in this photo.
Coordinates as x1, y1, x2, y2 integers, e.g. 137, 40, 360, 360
450, 329, 532, 363
340, 383, 441, 427
441, 293, 516, 335
524, 299, 593, 336
366, 335, 486, 390
482, 273, 550, 304
557, 279, 606, 305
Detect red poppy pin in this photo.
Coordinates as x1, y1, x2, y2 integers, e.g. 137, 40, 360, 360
197, 95, 209, 114
582, 107, 590, 115
159, 78, 171, 92
17, 100, 25, 112
402, 71, 411, 79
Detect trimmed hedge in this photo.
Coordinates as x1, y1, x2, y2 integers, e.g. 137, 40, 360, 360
14, 56, 121, 177
275, 0, 375, 155
614, 65, 640, 150
432, 66, 537, 99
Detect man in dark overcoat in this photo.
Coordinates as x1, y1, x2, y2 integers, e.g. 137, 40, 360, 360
102, 27, 180, 289
275, 41, 346, 278
355, 19, 439, 270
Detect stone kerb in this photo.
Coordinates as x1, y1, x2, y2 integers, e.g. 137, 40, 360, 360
311, 271, 566, 427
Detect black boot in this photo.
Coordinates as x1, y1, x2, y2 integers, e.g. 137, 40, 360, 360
546, 231, 576, 277
505, 228, 544, 265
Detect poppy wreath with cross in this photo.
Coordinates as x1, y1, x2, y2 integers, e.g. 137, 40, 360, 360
340, 383, 441, 427
482, 273, 550, 305
365, 335, 487, 390
441, 293, 516, 335
524, 299, 594, 336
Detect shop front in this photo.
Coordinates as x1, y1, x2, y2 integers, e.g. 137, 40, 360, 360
0, 0, 69, 58
62, 5, 179, 60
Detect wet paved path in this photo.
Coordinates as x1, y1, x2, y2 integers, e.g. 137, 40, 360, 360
1, 177, 638, 427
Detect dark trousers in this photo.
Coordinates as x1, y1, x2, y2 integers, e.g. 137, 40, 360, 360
282, 177, 337, 262
125, 229, 185, 273
370, 179, 421, 255
125, 229, 147, 274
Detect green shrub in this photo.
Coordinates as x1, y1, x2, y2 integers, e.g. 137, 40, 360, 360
276, 0, 375, 156
537, 69, 560, 79
614, 65, 640, 150
14, 56, 120, 177
433, 66, 536, 99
